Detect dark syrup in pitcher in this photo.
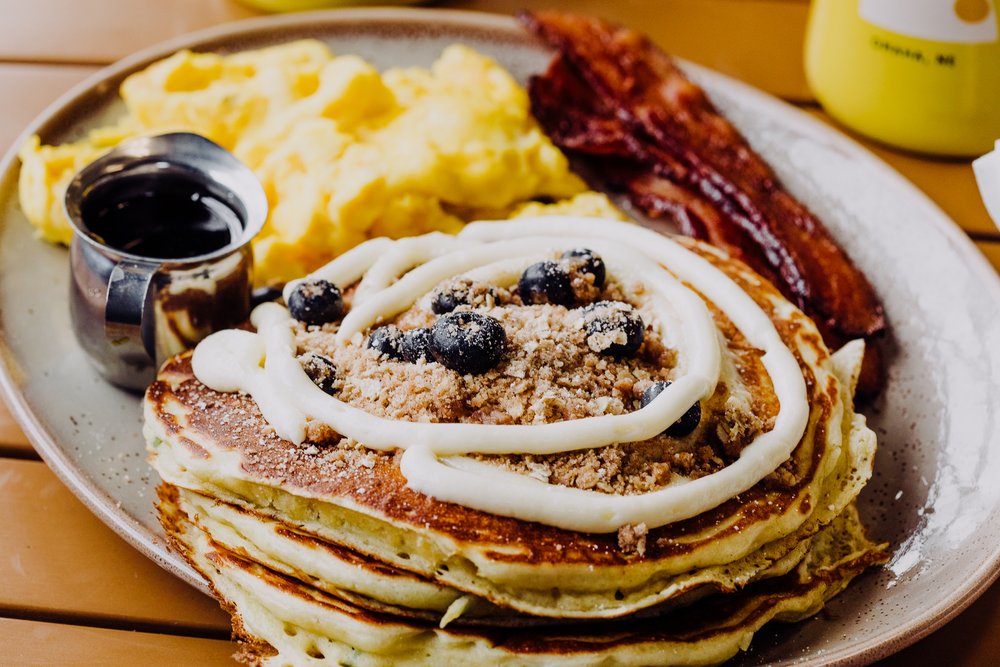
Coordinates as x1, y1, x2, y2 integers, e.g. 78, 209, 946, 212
81, 171, 245, 259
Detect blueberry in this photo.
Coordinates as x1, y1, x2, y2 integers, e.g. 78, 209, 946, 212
561, 248, 606, 289
401, 327, 433, 363
640, 381, 702, 437
301, 353, 338, 395
430, 279, 497, 314
582, 301, 644, 357
430, 312, 506, 374
366, 325, 404, 360
288, 279, 344, 326
518, 260, 574, 306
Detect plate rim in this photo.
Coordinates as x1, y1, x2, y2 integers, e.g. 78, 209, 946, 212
1, 7, 999, 665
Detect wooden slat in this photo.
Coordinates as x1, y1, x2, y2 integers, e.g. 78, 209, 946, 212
978, 240, 1000, 274
0, 617, 237, 666
0, 459, 231, 634
0, 396, 32, 458
0, 63, 98, 155
438, 0, 814, 101
0, 0, 258, 65
0, 0, 812, 100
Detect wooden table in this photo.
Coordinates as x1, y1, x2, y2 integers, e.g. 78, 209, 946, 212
1, 1, 998, 664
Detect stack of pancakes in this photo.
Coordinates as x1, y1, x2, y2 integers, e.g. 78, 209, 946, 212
145, 229, 887, 666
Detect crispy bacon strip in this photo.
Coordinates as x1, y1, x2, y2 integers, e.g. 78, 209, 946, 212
529, 55, 781, 285
520, 11, 886, 394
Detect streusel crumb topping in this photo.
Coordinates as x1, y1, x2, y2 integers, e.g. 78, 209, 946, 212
289, 269, 777, 499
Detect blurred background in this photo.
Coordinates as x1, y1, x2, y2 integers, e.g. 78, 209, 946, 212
2, 0, 996, 234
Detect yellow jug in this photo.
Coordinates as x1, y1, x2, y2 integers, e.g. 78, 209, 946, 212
805, 0, 1000, 157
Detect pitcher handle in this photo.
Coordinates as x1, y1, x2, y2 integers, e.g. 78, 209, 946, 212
105, 259, 157, 361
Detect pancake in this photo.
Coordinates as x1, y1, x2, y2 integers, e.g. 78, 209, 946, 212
147, 336, 871, 620
161, 484, 468, 620
160, 480, 887, 666
145, 217, 888, 662
146, 225, 875, 618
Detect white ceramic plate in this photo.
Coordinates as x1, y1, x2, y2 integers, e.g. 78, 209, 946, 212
1, 9, 999, 666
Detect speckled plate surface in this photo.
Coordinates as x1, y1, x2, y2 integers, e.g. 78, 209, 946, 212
1, 8, 998, 666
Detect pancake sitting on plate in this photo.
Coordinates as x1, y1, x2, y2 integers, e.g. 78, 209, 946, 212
145, 216, 888, 665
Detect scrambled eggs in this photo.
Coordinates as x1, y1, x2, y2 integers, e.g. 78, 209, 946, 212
19, 40, 623, 284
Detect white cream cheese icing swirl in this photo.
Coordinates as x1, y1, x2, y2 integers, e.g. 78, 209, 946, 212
193, 217, 809, 532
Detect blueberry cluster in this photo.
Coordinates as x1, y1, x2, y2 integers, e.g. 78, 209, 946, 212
517, 248, 646, 359
290, 256, 702, 445
366, 324, 432, 363
518, 248, 607, 307
290, 249, 650, 391
517, 248, 697, 434
367, 311, 507, 375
